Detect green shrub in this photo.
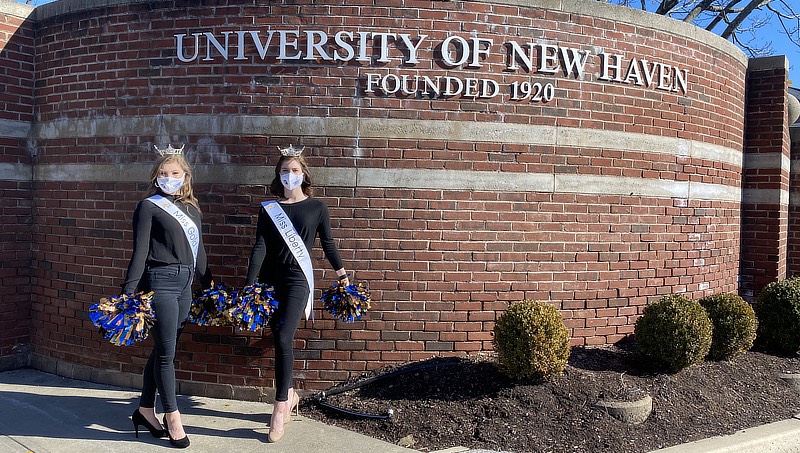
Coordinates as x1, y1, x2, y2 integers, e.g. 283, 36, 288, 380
634, 294, 712, 372
754, 277, 800, 355
698, 293, 757, 360
493, 300, 571, 380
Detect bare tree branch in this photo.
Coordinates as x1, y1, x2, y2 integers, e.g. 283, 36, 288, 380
766, 1, 800, 47
705, 0, 746, 33
684, 0, 716, 23
656, 0, 682, 15
720, 0, 771, 39
604, 0, 799, 59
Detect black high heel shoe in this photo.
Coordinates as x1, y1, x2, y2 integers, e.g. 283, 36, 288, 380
163, 414, 190, 448
131, 409, 167, 438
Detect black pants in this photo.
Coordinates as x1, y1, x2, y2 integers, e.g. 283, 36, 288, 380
139, 264, 193, 413
269, 269, 310, 402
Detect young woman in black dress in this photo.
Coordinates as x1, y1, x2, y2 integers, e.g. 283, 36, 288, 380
245, 146, 349, 442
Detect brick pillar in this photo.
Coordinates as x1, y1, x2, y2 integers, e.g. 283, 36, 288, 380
0, 4, 35, 371
740, 56, 791, 299
788, 102, 800, 276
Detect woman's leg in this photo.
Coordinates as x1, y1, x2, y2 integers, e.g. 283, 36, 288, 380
140, 352, 157, 406
268, 274, 308, 442
270, 276, 309, 402
137, 351, 162, 429
139, 265, 193, 438
147, 283, 182, 411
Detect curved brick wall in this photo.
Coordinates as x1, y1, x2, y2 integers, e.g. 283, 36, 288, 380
0, 2, 34, 370
3, 0, 751, 393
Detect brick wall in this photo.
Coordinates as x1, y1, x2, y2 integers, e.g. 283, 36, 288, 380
0, 4, 34, 371
6, 0, 758, 393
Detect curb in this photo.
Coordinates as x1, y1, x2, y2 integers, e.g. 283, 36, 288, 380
648, 416, 800, 453
433, 416, 800, 453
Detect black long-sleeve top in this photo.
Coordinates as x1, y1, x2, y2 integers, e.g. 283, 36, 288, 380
122, 192, 212, 293
245, 198, 344, 286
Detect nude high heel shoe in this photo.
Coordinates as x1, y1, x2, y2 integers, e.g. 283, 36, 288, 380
284, 388, 300, 424
268, 401, 287, 443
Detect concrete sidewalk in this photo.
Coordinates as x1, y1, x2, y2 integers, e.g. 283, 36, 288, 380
0, 368, 413, 453
2, 367, 800, 453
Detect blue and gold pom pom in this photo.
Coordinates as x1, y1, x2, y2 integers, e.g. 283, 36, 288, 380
230, 282, 278, 332
321, 278, 372, 322
89, 292, 157, 346
189, 281, 237, 327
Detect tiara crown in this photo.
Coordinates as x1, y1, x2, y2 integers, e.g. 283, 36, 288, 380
154, 144, 185, 156
279, 145, 304, 157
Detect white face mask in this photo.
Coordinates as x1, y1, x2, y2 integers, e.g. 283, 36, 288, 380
156, 175, 185, 194
280, 172, 304, 190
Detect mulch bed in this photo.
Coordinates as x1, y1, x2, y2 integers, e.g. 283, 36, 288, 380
302, 341, 800, 453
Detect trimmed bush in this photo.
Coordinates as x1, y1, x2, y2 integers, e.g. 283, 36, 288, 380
634, 294, 712, 372
493, 300, 571, 380
754, 277, 800, 355
698, 293, 757, 360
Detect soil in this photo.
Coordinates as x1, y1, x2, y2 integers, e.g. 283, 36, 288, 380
301, 339, 800, 453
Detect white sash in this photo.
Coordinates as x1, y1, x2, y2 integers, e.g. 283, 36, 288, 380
147, 195, 199, 266
262, 200, 315, 320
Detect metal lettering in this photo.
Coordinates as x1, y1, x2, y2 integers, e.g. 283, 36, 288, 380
173, 29, 691, 95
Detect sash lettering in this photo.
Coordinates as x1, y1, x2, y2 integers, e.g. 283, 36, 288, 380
147, 195, 199, 266
263, 200, 315, 320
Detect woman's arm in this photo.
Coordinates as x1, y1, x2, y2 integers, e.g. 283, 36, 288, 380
244, 209, 269, 285
121, 202, 151, 293
195, 219, 213, 288
317, 202, 348, 285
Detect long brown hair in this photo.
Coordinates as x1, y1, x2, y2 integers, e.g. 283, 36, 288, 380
147, 154, 200, 212
269, 155, 314, 198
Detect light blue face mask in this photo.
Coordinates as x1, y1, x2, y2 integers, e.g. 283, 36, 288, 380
156, 174, 185, 194
280, 172, 304, 190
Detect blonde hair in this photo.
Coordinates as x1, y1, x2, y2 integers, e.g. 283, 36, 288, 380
147, 154, 200, 212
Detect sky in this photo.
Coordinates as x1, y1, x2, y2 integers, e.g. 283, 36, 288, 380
759, 26, 800, 86
15, 0, 800, 85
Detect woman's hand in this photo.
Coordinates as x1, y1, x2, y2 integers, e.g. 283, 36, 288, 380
337, 271, 350, 287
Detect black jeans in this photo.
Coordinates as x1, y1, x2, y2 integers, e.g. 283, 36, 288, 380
139, 264, 193, 413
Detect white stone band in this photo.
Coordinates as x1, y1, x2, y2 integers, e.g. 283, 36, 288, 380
14, 162, 749, 203
25, 115, 744, 167
1, 113, 749, 202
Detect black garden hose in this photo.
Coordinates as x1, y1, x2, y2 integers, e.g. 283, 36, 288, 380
313, 359, 462, 420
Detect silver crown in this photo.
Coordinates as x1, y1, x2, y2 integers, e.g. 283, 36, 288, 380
279, 145, 305, 157
154, 144, 185, 156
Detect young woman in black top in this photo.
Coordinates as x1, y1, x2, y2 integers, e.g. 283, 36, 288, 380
245, 147, 348, 442
123, 148, 212, 448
